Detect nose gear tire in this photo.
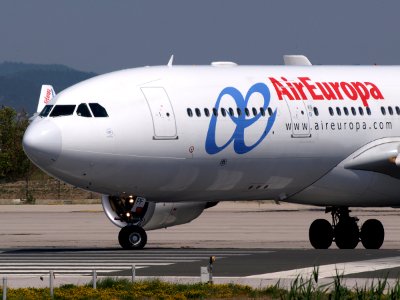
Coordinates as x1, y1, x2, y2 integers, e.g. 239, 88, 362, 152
118, 225, 147, 250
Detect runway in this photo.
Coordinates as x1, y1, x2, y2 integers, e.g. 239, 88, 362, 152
1, 202, 400, 287
1, 248, 400, 288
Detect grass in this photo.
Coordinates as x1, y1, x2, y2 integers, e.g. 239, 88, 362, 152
1, 271, 400, 299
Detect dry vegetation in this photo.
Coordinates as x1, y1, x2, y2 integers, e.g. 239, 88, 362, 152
1, 275, 400, 300
0, 170, 100, 202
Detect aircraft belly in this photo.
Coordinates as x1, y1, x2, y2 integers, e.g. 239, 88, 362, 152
83, 155, 336, 202
289, 168, 400, 207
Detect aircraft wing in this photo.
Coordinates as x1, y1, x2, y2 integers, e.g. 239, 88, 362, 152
344, 141, 400, 178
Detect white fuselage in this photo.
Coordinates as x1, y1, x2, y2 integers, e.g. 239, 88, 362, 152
23, 65, 400, 207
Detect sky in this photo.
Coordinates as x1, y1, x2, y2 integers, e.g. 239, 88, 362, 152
0, 1, 400, 74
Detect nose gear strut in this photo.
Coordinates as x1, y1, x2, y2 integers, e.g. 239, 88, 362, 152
111, 196, 149, 250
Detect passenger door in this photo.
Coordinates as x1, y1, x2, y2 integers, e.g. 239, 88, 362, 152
141, 87, 178, 140
284, 97, 311, 138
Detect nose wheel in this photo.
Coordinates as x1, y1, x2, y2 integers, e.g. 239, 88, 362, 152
118, 225, 147, 250
308, 207, 384, 249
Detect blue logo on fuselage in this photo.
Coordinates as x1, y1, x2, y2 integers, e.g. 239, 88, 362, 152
205, 82, 277, 155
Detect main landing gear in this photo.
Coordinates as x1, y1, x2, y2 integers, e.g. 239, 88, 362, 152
309, 207, 384, 249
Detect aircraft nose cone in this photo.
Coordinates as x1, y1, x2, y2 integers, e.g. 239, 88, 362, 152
23, 120, 62, 167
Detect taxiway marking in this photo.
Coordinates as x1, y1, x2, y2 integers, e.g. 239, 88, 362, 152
247, 256, 400, 279
0, 249, 255, 276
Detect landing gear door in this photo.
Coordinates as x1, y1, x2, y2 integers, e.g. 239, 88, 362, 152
141, 87, 178, 140
284, 97, 311, 138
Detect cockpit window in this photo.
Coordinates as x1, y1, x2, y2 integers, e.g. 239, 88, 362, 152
39, 105, 53, 117
76, 103, 92, 117
50, 105, 76, 117
89, 103, 108, 117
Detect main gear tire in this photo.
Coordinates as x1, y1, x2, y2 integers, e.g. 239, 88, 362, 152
334, 220, 359, 249
360, 219, 384, 249
309, 219, 333, 249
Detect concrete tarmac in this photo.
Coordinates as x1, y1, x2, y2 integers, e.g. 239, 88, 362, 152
1, 201, 400, 249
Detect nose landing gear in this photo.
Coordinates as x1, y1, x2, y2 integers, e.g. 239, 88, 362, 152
109, 195, 149, 250
309, 207, 384, 249
118, 225, 147, 250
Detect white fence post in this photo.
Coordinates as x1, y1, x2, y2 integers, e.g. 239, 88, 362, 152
93, 269, 97, 289
132, 265, 136, 283
49, 271, 54, 298
2, 277, 7, 300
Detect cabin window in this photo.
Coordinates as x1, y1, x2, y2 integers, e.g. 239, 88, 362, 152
388, 106, 394, 115
195, 108, 201, 117
228, 107, 234, 116
187, 108, 193, 117
381, 107, 386, 115
221, 108, 227, 117
89, 103, 108, 117
251, 107, 257, 116
39, 105, 53, 117
244, 108, 250, 117
260, 107, 265, 116
50, 105, 76, 117
204, 108, 210, 117
328, 107, 334, 116
237, 108, 242, 116
213, 108, 218, 116
336, 107, 341, 116
313, 107, 319, 116
396, 106, 400, 115
351, 107, 356, 116
76, 103, 92, 117
366, 107, 371, 115
268, 107, 273, 116
343, 107, 349, 116
358, 107, 364, 116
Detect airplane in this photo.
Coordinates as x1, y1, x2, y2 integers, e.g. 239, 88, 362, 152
22, 55, 400, 250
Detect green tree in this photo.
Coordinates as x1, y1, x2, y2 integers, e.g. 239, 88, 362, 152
0, 106, 31, 181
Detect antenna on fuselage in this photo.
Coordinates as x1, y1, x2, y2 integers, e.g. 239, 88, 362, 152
167, 55, 174, 67
283, 55, 312, 66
